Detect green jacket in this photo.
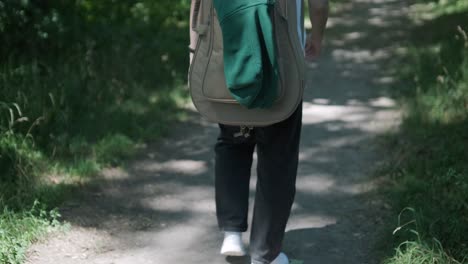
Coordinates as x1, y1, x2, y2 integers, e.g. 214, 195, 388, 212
214, 0, 279, 109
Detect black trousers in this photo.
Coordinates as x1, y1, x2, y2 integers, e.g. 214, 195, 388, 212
214, 104, 302, 264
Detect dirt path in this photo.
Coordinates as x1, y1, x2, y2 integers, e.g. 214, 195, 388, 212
27, 0, 407, 263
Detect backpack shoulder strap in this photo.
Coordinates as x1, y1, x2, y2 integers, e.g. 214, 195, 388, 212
191, 0, 210, 36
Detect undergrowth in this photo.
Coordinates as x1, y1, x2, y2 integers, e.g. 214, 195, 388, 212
0, 202, 62, 264
381, 0, 468, 263
0, 1, 190, 262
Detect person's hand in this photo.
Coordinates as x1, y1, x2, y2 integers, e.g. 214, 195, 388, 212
305, 35, 323, 62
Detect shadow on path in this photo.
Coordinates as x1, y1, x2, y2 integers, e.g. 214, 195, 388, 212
27, 0, 407, 263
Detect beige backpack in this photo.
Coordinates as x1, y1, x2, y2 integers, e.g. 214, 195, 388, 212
189, 0, 305, 126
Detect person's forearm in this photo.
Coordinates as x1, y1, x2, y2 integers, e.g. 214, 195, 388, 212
308, 0, 329, 41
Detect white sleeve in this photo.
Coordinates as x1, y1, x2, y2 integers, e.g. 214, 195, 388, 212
296, 0, 306, 49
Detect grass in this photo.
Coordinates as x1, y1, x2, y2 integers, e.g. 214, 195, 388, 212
382, 207, 467, 264
0, 130, 75, 264
0, 1, 191, 262
384, 240, 463, 264
0, 202, 63, 264
378, 0, 468, 263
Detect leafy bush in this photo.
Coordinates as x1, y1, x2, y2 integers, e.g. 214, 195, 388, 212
0, 0, 190, 141
0, 132, 44, 208
1, 1, 190, 262
0, 201, 61, 264
95, 134, 136, 165
382, 4, 468, 263
403, 26, 468, 123
0, 0, 191, 197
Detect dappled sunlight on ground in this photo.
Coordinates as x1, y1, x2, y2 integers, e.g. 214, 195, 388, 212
294, 175, 336, 194
27, 0, 406, 263
140, 186, 215, 214
302, 100, 399, 133
136, 159, 208, 176
287, 214, 338, 230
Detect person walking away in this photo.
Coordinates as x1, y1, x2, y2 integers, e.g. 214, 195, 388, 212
190, 0, 329, 263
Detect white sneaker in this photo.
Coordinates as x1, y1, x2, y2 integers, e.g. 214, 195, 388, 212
220, 232, 247, 256
271, 253, 289, 264
254, 252, 288, 264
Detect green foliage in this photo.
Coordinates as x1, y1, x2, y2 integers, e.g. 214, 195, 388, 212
381, 2, 468, 263
384, 209, 465, 264
95, 134, 136, 165
0, 0, 190, 60
0, 132, 44, 208
0, 0, 191, 192
0, 201, 62, 264
0, 0, 190, 141
1, 0, 190, 262
412, 0, 468, 16
385, 240, 462, 264
398, 24, 468, 122
66, 159, 101, 178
